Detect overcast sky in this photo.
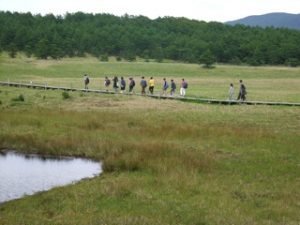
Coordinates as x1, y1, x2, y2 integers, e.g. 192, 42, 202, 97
1, 0, 300, 22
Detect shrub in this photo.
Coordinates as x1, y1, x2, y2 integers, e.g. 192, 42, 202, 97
100, 54, 109, 62
62, 91, 71, 99
12, 94, 25, 102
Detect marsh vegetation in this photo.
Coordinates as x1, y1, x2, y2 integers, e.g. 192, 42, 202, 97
0, 54, 299, 224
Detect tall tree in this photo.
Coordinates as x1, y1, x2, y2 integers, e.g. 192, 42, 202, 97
199, 50, 216, 68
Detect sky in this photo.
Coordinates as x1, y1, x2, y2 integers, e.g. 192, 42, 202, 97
1, 0, 300, 22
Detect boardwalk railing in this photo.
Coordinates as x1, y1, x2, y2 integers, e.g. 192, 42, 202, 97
1, 81, 300, 107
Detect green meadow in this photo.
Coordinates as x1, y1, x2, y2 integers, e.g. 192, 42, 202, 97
1, 53, 300, 102
0, 53, 299, 225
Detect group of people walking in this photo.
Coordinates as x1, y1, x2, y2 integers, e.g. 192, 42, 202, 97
139, 77, 188, 97
228, 80, 247, 101
84, 74, 247, 101
85, 75, 189, 97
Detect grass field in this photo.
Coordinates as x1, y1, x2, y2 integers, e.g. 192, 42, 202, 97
1, 53, 300, 102
0, 53, 300, 225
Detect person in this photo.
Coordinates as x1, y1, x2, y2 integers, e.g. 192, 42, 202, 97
228, 83, 234, 101
170, 79, 176, 96
120, 76, 126, 93
162, 78, 169, 96
104, 76, 111, 91
129, 77, 135, 93
149, 77, 155, 95
84, 74, 89, 90
180, 78, 188, 97
237, 80, 247, 101
112, 76, 119, 93
140, 76, 147, 95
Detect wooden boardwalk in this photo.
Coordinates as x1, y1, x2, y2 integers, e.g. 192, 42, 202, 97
1, 81, 300, 107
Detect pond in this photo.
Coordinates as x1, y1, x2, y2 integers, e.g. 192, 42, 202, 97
0, 150, 102, 203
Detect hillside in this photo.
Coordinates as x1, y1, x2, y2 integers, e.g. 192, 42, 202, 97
226, 12, 300, 30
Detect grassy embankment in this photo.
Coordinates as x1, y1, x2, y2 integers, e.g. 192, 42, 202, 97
0, 53, 299, 225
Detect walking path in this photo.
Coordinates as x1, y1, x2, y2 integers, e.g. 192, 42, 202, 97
1, 81, 299, 107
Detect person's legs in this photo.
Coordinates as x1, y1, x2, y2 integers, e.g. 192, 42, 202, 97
142, 87, 146, 95
181, 88, 186, 97
149, 86, 154, 94
180, 87, 183, 96
242, 93, 246, 101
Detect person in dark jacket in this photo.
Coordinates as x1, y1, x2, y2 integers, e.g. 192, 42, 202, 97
170, 79, 176, 96
237, 80, 247, 101
129, 77, 135, 93
113, 76, 119, 93
162, 78, 169, 96
104, 76, 111, 91
84, 74, 89, 90
120, 77, 126, 93
140, 76, 147, 95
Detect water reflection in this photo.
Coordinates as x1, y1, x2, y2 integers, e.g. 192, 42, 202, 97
0, 151, 102, 203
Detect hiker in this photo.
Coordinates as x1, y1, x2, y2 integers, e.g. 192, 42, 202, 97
112, 76, 119, 93
120, 76, 126, 93
228, 83, 234, 101
149, 77, 155, 95
162, 78, 169, 96
237, 80, 247, 101
140, 76, 147, 95
170, 79, 176, 96
129, 77, 135, 93
104, 76, 111, 91
180, 78, 188, 97
84, 74, 89, 90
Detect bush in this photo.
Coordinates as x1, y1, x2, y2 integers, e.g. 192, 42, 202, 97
100, 54, 109, 62
12, 94, 25, 102
62, 91, 71, 99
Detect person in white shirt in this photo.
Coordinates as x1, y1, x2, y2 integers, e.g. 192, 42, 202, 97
228, 83, 234, 101
180, 78, 188, 97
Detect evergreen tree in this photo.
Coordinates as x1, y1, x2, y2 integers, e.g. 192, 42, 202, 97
0, 11, 299, 66
199, 50, 216, 68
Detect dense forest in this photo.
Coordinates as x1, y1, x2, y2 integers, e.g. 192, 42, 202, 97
0, 11, 300, 66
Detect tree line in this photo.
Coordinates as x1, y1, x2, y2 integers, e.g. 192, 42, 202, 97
0, 11, 300, 66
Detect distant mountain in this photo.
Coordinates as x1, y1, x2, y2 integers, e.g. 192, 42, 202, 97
226, 13, 300, 30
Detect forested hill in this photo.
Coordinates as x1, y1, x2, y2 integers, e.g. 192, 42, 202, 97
0, 11, 300, 66
226, 13, 300, 30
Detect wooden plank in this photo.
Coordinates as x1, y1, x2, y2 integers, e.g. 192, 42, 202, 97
1, 81, 299, 107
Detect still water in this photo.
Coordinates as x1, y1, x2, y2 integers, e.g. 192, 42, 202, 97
0, 151, 102, 203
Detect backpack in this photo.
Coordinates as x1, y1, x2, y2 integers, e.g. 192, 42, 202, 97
85, 77, 89, 84
171, 82, 176, 89
131, 80, 135, 87
141, 80, 147, 88
183, 82, 188, 89
121, 80, 126, 88
106, 79, 111, 86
